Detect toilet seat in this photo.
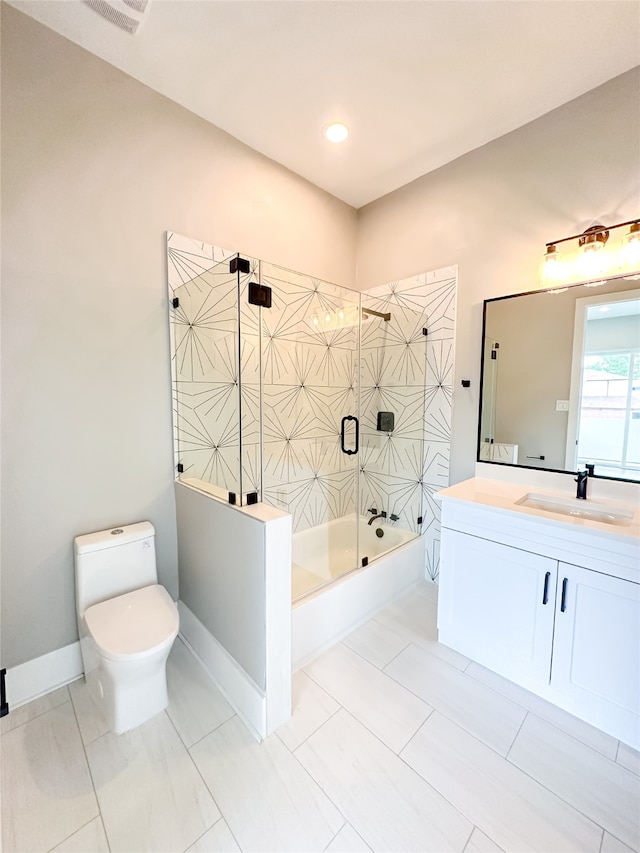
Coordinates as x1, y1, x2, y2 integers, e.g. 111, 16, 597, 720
84, 584, 179, 662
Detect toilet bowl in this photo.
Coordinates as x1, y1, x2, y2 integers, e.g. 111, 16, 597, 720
74, 522, 179, 734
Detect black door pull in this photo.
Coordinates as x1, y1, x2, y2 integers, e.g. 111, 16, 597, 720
542, 571, 551, 605
560, 577, 568, 613
340, 415, 359, 455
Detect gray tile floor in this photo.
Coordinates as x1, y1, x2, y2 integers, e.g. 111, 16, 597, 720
1, 582, 639, 853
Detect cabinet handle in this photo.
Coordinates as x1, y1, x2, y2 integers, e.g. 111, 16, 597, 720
560, 577, 568, 613
542, 571, 551, 605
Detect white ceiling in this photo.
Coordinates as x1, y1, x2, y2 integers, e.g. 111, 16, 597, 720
8, 0, 640, 208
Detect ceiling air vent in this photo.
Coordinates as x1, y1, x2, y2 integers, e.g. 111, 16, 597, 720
83, 0, 150, 34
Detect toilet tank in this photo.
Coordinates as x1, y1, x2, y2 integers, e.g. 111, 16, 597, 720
74, 521, 157, 615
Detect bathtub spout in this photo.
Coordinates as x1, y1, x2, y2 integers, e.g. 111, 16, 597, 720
368, 512, 386, 525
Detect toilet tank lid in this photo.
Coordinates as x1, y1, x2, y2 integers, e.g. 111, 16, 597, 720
74, 521, 155, 555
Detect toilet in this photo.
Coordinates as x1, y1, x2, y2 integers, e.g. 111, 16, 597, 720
74, 521, 179, 734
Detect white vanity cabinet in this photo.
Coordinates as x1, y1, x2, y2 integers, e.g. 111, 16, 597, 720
551, 562, 640, 741
437, 482, 640, 748
439, 531, 557, 692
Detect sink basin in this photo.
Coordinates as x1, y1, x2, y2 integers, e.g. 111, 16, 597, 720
515, 492, 634, 526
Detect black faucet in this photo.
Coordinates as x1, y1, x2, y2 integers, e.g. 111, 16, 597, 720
367, 508, 387, 525
575, 468, 589, 500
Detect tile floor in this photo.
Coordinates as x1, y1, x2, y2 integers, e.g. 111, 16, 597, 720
1, 582, 639, 853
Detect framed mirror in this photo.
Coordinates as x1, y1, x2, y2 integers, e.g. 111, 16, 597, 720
478, 276, 640, 482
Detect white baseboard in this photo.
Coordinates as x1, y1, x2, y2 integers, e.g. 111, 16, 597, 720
5, 642, 83, 709
177, 601, 267, 740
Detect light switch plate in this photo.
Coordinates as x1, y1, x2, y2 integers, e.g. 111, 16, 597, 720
556, 400, 570, 411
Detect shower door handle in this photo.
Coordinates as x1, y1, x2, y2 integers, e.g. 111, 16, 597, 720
340, 415, 359, 455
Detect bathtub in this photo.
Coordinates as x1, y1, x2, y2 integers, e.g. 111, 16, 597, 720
292, 514, 417, 599
291, 514, 424, 669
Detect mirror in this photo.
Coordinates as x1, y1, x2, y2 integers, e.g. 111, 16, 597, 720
479, 276, 640, 482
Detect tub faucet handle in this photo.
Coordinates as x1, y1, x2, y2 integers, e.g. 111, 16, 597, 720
368, 507, 378, 515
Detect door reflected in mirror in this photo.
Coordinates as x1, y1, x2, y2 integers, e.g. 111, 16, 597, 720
479, 276, 640, 482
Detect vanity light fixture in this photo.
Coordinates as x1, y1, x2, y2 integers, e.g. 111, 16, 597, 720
541, 218, 640, 287
323, 122, 349, 143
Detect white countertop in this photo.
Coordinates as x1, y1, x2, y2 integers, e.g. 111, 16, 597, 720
436, 477, 640, 541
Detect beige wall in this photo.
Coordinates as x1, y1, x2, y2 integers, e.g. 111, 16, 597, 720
0, 5, 357, 668
356, 66, 640, 484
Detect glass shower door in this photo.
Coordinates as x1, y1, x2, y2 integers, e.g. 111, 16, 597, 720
168, 234, 243, 501
257, 261, 361, 600
358, 293, 429, 556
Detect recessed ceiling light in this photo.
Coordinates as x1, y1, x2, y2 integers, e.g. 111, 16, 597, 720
323, 122, 349, 143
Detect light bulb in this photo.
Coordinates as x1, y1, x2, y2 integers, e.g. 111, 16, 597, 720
323, 122, 349, 143
619, 222, 640, 274
579, 234, 607, 280
541, 244, 562, 286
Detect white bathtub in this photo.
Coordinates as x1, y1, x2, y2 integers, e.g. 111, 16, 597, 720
291, 514, 425, 669
292, 514, 416, 597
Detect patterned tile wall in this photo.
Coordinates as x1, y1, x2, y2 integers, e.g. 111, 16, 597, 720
363, 271, 456, 581
167, 233, 257, 499
167, 233, 456, 582
257, 261, 360, 534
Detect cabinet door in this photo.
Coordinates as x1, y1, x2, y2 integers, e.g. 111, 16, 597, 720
439, 530, 557, 690
552, 563, 640, 747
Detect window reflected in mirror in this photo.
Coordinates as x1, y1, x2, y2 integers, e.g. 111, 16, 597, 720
574, 299, 640, 479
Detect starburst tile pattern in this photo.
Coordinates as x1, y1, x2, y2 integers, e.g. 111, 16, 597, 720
167, 233, 256, 499
361, 271, 457, 582
258, 262, 360, 533
167, 233, 456, 581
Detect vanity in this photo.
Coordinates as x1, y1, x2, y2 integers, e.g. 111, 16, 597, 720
437, 268, 640, 748
437, 475, 639, 748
